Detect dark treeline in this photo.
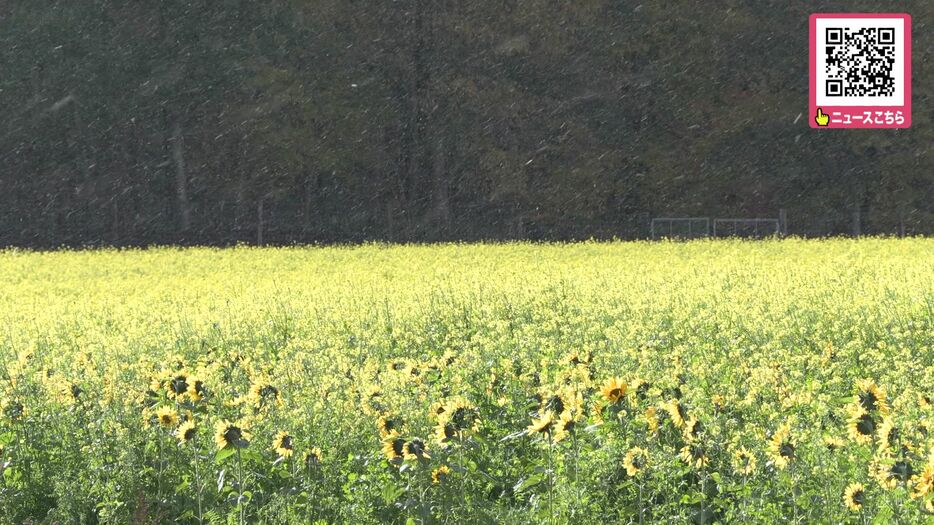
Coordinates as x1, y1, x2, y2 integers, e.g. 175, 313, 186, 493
1, 1, 931, 247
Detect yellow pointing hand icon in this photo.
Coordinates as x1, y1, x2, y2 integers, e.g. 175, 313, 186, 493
815, 108, 830, 127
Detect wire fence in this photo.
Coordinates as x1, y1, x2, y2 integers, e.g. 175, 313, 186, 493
652, 216, 783, 240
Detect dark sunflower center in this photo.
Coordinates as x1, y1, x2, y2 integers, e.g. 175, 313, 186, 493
852, 489, 864, 506
451, 407, 472, 430
688, 420, 703, 436
780, 442, 795, 458
6, 402, 24, 419
856, 414, 875, 435
305, 452, 320, 468
609, 388, 622, 399
184, 427, 196, 440
637, 383, 650, 400
171, 376, 189, 394
545, 396, 565, 413
280, 436, 293, 450
392, 438, 405, 456
859, 391, 878, 412
224, 426, 243, 444
891, 461, 912, 481
408, 439, 426, 455
885, 427, 899, 442
260, 385, 278, 398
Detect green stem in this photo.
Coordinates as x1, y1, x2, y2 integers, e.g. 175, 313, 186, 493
237, 447, 245, 525
548, 434, 555, 525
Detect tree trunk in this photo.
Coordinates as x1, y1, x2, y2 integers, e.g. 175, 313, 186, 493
172, 122, 191, 233
257, 197, 264, 245
431, 136, 451, 236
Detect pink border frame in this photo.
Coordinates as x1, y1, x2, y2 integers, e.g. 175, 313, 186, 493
809, 13, 911, 129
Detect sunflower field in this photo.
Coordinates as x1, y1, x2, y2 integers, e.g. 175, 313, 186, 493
0, 239, 932, 524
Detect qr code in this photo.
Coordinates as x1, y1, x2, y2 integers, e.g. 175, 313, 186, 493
824, 27, 896, 97
814, 17, 905, 107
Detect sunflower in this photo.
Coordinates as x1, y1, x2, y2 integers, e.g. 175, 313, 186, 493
679, 443, 709, 469
824, 435, 845, 452
768, 423, 795, 470
432, 464, 451, 484
630, 377, 651, 403
149, 375, 166, 396
600, 377, 627, 404
2, 399, 26, 423
377, 415, 406, 438
914, 454, 934, 498
663, 399, 687, 429
553, 411, 577, 443
711, 394, 725, 411
919, 394, 932, 410
176, 419, 197, 444
843, 482, 865, 511
272, 431, 294, 458
155, 406, 178, 429
873, 458, 912, 490
682, 416, 703, 441
591, 400, 606, 425
564, 350, 592, 367
434, 420, 458, 447
168, 372, 190, 400
623, 447, 649, 477
381, 434, 406, 462
214, 420, 251, 450
304, 447, 322, 470
528, 411, 556, 438
361, 385, 384, 415
855, 379, 889, 415
403, 438, 431, 460
732, 446, 756, 475
249, 382, 283, 409
876, 418, 899, 452
441, 398, 479, 434
186, 378, 206, 402
847, 406, 876, 445
644, 406, 659, 434
429, 401, 448, 420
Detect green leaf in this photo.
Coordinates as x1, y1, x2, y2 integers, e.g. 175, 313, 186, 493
3, 467, 22, 484
514, 474, 543, 493
872, 507, 893, 525
380, 483, 405, 505
215, 447, 235, 463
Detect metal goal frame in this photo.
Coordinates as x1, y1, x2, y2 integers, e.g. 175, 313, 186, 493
650, 217, 710, 240
712, 218, 781, 238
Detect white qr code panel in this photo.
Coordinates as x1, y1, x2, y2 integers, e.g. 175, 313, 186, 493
815, 17, 905, 106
